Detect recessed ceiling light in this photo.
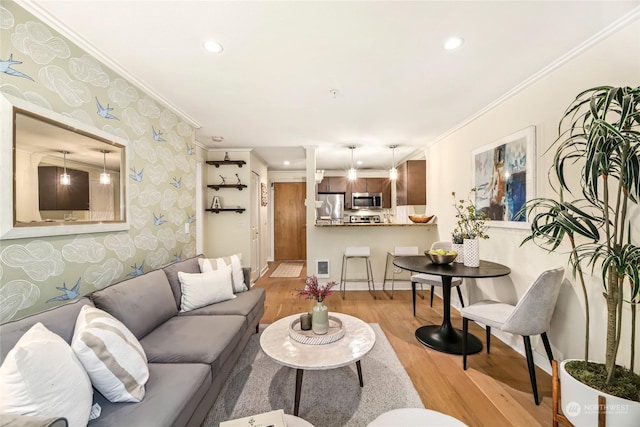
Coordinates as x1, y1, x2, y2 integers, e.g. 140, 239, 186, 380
204, 40, 223, 53
444, 36, 464, 50
356, 160, 363, 165
283, 160, 290, 166
211, 136, 224, 142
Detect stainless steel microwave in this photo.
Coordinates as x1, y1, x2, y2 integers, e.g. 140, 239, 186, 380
351, 192, 383, 209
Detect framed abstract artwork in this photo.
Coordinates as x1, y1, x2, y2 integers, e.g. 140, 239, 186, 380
472, 126, 536, 229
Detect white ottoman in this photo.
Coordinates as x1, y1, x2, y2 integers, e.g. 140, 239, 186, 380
367, 408, 468, 427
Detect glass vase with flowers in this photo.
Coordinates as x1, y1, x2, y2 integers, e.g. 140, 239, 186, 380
297, 275, 337, 335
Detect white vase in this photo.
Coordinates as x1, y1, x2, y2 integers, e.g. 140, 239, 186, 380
452, 243, 465, 263
311, 301, 329, 335
560, 359, 640, 426
463, 238, 480, 267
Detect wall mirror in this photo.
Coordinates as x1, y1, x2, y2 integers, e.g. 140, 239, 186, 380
1, 93, 129, 240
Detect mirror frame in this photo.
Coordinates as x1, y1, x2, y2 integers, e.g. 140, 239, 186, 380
0, 93, 130, 240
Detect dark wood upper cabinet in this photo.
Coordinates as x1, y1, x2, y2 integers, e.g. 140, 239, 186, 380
396, 160, 426, 206
38, 166, 90, 211
317, 176, 348, 193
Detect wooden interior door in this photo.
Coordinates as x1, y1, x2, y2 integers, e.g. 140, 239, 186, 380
274, 182, 306, 261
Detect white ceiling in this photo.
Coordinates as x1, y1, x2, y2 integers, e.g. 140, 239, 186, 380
24, 0, 639, 171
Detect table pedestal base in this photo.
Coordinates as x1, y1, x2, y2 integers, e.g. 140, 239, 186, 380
415, 325, 482, 355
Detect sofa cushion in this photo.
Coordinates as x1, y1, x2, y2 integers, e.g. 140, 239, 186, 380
72, 306, 149, 403
199, 254, 247, 293
0, 323, 93, 427
139, 315, 246, 372
180, 288, 265, 320
91, 269, 177, 340
162, 254, 203, 309
178, 267, 236, 313
88, 363, 211, 427
1, 297, 94, 363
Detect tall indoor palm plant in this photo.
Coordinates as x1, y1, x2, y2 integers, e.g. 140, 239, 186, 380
521, 86, 639, 400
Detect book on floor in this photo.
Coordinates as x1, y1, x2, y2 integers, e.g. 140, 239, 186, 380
220, 409, 287, 427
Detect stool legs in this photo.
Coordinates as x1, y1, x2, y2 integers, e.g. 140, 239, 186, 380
340, 255, 376, 299
382, 252, 394, 299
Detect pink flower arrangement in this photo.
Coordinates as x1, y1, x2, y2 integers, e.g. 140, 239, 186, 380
297, 275, 337, 303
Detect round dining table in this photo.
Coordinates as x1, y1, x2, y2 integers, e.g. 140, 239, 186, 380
393, 255, 511, 355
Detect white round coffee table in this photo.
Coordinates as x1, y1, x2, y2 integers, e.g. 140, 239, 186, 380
260, 312, 376, 416
367, 408, 468, 426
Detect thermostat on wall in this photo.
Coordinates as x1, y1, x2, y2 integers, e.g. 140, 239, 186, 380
316, 259, 330, 278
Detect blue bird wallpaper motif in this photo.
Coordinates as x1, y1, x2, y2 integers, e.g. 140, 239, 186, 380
152, 126, 165, 142
46, 278, 81, 303
95, 97, 119, 120
129, 167, 144, 182
153, 213, 167, 226
0, 54, 34, 81
170, 177, 182, 188
126, 262, 145, 277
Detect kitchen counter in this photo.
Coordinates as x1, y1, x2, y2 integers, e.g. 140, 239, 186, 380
314, 222, 436, 227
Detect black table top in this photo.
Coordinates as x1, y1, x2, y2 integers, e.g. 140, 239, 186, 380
393, 255, 511, 279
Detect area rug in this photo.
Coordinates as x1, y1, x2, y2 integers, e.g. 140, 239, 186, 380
269, 262, 303, 278
202, 324, 424, 427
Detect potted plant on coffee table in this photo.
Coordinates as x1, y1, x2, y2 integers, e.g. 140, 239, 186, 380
520, 86, 640, 425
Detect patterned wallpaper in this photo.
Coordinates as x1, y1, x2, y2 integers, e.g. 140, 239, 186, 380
0, 3, 197, 322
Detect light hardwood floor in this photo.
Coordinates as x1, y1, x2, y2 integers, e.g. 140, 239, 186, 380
254, 262, 553, 427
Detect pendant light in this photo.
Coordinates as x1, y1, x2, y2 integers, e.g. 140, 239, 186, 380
389, 145, 398, 180
60, 151, 70, 185
100, 150, 111, 184
348, 146, 357, 180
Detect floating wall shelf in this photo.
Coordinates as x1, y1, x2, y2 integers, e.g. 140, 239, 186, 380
207, 184, 247, 191
206, 208, 245, 214
206, 160, 246, 168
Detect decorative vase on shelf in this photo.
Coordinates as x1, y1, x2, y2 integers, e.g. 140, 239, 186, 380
311, 301, 329, 335
463, 238, 480, 267
452, 243, 465, 263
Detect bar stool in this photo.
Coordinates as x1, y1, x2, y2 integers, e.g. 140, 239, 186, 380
340, 246, 376, 299
382, 246, 424, 299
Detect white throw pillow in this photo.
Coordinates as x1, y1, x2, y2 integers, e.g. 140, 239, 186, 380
72, 305, 149, 403
198, 253, 247, 293
0, 322, 92, 427
178, 266, 236, 312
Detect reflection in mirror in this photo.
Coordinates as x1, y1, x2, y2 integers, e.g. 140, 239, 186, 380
1, 94, 129, 240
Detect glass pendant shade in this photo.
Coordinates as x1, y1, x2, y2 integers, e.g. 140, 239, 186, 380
389, 167, 398, 180
348, 146, 357, 180
100, 150, 110, 184
389, 145, 398, 180
60, 151, 70, 185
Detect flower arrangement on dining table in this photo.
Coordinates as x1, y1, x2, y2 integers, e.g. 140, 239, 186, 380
452, 188, 490, 240
297, 275, 338, 303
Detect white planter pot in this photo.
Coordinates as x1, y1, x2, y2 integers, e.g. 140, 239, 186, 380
463, 238, 479, 267
560, 359, 640, 426
451, 243, 464, 263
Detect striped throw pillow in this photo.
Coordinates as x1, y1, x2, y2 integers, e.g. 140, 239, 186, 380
72, 306, 149, 403
198, 253, 247, 292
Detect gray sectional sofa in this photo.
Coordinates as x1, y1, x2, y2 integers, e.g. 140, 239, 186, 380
0, 254, 266, 427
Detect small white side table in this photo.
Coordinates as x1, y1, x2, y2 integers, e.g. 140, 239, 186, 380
367, 408, 468, 427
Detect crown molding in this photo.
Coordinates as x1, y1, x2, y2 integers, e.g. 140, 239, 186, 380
429, 5, 640, 147
17, 0, 202, 129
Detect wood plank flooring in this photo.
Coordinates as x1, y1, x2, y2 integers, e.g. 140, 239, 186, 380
253, 262, 552, 427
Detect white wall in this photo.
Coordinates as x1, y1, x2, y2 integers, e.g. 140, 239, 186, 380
426, 19, 640, 371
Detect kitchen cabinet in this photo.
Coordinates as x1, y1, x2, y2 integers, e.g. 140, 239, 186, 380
317, 176, 348, 193
396, 160, 426, 205
38, 166, 90, 211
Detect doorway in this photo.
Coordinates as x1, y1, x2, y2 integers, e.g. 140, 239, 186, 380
273, 182, 306, 261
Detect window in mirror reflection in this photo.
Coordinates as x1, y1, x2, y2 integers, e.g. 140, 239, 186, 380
14, 109, 125, 226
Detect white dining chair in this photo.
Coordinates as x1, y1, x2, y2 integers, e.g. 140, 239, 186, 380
383, 246, 421, 299
411, 241, 465, 314
461, 266, 565, 405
